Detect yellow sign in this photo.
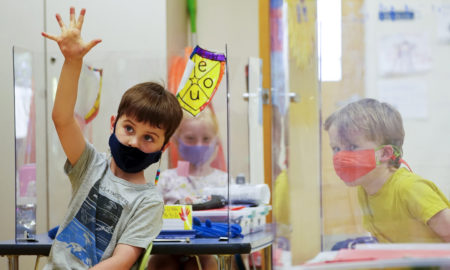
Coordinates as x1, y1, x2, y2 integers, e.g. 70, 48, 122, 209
163, 205, 192, 230
176, 46, 226, 116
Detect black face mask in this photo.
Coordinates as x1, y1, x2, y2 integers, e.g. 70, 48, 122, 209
108, 121, 163, 173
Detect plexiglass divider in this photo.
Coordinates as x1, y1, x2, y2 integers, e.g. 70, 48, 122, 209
13, 46, 37, 241
159, 44, 271, 242
149, 45, 233, 240
320, 0, 450, 256
44, 46, 261, 245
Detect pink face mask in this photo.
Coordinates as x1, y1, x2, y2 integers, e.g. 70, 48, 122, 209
333, 149, 377, 183
333, 145, 412, 183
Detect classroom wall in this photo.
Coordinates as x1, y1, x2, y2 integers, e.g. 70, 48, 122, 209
195, 0, 260, 180
364, 0, 450, 197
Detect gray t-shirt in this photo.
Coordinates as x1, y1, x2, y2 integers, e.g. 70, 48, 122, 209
44, 142, 164, 269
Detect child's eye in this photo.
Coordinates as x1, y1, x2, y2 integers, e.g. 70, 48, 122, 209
184, 136, 196, 143
144, 135, 153, 142
332, 147, 340, 154
125, 125, 134, 133
202, 137, 211, 143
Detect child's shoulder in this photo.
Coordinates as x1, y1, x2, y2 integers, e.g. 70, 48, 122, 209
392, 168, 439, 192
392, 168, 421, 182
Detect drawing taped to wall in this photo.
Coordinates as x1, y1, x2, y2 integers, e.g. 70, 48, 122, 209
378, 33, 432, 76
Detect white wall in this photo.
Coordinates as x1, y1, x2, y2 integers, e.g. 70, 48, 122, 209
364, 0, 450, 196
196, 0, 260, 181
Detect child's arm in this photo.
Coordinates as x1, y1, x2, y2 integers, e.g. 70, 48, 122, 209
42, 7, 101, 165
427, 208, 450, 242
89, 244, 143, 270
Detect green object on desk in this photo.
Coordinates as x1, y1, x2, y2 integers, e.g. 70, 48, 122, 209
138, 242, 153, 270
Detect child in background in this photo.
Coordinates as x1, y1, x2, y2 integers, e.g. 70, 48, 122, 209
149, 107, 227, 270
324, 98, 450, 243
42, 7, 183, 269
157, 107, 228, 204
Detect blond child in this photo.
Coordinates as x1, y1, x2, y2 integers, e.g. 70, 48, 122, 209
42, 7, 182, 269
150, 108, 227, 270
324, 98, 450, 243
157, 107, 227, 205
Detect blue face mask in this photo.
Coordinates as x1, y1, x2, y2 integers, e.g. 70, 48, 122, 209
109, 122, 163, 173
178, 139, 216, 167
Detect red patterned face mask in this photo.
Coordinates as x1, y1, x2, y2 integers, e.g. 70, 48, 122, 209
333, 149, 377, 183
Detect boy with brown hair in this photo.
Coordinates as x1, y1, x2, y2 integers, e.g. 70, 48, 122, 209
42, 7, 183, 269
324, 98, 450, 243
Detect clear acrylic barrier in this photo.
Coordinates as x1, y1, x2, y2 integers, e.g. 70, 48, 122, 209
45, 45, 266, 241
320, 0, 450, 252
158, 45, 231, 235
13, 46, 37, 241
158, 45, 270, 240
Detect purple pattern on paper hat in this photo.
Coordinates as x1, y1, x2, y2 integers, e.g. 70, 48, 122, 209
190, 46, 226, 61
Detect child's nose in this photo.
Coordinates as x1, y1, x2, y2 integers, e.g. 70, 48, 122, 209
128, 137, 139, 148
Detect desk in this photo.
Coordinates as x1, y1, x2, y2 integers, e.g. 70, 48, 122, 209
0, 226, 273, 270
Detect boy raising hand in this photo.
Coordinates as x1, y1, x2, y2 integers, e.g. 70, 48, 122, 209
42, 7, 183, 269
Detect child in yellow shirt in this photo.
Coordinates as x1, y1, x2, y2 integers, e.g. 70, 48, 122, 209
324, 98, 450, 242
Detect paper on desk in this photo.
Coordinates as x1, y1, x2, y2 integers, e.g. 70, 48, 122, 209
162, 205, 192, 230
355, 243, 450, 250
333, 248, 450, 262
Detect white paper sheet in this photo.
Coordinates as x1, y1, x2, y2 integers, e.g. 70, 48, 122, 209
377, 79, 428, 119
378, 34, 432, 76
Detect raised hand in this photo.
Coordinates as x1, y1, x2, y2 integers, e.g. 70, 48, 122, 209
42, 7, 101, 61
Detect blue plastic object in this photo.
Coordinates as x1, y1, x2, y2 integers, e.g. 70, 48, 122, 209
193, 217, 243, 238
331, 236, 378, 251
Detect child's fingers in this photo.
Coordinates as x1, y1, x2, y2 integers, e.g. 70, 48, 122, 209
41, 32, 58, 42
55, 14, 66, 30
85, 39, 102, 52
76, 8, 86, 30
69, 7, 76, 27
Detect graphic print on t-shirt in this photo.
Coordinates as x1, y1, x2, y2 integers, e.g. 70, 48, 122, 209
56, 180, 123, 267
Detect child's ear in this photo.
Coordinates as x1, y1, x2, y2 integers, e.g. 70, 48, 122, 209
110, 115, 116, 134
162, 141, 171, 152
379, 145, 394, 162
